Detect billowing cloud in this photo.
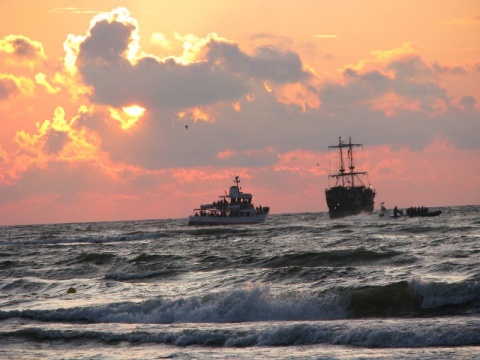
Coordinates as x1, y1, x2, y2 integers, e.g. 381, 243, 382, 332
35, 72, 61, 94
5, 106, 149, 185
0, 35, 46, 68
0, 73, 34, 100
1, 5, 479, 225
321, 51, 448, 115
58, 10, 479, 169
64, 8, 313, 113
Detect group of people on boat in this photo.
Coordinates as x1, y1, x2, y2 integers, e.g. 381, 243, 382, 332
406, 207, 430, 217
379, 204, 441, 219
194, 205, 269, 218
195, 210, 230, 217
256, 205, 269, 214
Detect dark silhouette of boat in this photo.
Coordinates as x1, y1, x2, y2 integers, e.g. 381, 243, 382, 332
406, 207, 442, 217
379, 204, 442, 218
325, 137, 376, 219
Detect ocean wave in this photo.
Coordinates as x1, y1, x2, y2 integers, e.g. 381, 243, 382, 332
3, 319, 480, 348
0, 260, 16, 269
104, 269, 179, 281
1, 278, 478, 323
73, 253, 117, 265
346, 278, 480, 318
0, 230, 167, 246
0, 278, 52, 293
128, 254, 183, 263
0, 286, 345, 323
346, 281, 421, 317
187, 227, 253, 237
260, 249, 406, 268
411, 277, 480, 310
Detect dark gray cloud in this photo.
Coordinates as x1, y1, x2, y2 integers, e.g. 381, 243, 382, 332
321, 57, 447, 112
460, 95, 476, 108
69, 14, 480, 170
76, 18, 312, 110
206, 42, 311, 83
45, 130, 68, 154
79, 19, 135, 66
0, 35, 45, 61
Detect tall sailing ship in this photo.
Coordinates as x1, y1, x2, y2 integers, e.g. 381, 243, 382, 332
325, 137, 376, 219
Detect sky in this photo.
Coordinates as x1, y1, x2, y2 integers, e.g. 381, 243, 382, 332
1, 0, 479, 225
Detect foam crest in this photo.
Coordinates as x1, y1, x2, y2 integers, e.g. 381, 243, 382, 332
0, 286, 345, 323
410, 277, 480, 309
3, 319, 480, 348
2, 280, 479, 324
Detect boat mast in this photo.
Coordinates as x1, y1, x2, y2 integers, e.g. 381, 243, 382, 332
348, 137, 355, 187
338, 137, 346, 186
329, 136, 366, 187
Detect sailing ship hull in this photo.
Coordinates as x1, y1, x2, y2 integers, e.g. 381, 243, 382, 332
325, 185, 375, 219
187, 214, 268, 226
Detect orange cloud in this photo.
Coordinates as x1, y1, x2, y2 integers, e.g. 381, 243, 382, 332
35, 72, 61, 94
0, 35, 46, 69
344, 43, 416, 75
368, 93, 421, 117
216, 148, 234, 159
13, 107, 96, 163
172, 168, 231, 184
274, 150, 327, 176
276, 83, 321, 111
4, 106, 154, 185
178, 107, 214, 123
0, 73, 34, 100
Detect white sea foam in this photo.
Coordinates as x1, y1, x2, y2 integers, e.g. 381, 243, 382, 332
3, 318, 480, 348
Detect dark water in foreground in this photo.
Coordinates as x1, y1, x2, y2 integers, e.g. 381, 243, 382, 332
1, 206, 479, 359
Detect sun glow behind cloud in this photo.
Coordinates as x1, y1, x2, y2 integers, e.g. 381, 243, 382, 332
110, 105, 145, 130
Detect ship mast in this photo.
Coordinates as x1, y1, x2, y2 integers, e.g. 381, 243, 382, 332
338, 137, 345, 186
329, 136, 366, 187
347, 136, 355, 187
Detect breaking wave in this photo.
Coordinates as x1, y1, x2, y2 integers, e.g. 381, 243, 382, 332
1, 278, 479, 324
3, 320, 480, 348
260, 249, 412, 268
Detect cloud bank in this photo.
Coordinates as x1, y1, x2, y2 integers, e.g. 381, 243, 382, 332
0, 7, 479, 224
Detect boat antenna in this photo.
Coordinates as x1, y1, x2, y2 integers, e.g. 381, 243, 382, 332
234, 175, 241, 189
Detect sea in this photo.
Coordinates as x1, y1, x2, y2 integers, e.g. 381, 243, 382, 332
1, 205, 479, 359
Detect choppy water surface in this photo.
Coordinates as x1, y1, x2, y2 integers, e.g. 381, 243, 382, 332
1, 206, 479, 359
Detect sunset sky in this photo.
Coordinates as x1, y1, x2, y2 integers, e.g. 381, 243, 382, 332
1, 1, 479, 225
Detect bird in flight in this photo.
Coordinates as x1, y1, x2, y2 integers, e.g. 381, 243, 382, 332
185, 125, 188, 129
